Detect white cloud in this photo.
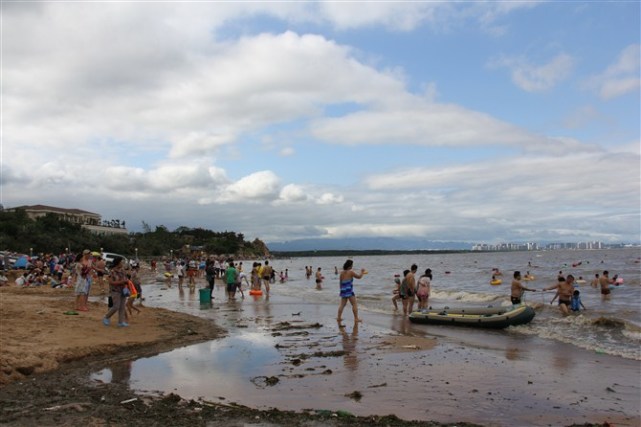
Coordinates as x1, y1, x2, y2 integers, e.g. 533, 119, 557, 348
319, 2, 438, 31
563, 105, 601, 129
169, 132, 237, 158
584, 44, 640, 99
218, 170, 281, 203
278, 184, 309, 203
279, 147, 295, 157
316, 193, 344, 205
489, 53, 575, 92
311, 103, 552, 150
1, 2, 637, 245
364, 151, 640, 211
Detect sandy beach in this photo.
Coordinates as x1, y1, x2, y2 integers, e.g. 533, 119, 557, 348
0, 270, 639, 426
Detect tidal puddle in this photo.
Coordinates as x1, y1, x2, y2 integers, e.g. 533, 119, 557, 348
91, 331, 281, 401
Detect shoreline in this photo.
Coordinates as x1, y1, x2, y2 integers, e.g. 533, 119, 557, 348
1, 281, 639, 426
137, 285, 640, 426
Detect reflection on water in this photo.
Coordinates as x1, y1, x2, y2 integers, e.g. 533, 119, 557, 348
92, 360, 132, 385
88, 291, 641, 426
111, 361, 132, 384
92, 331, 281, 400
339, 323, 359, 371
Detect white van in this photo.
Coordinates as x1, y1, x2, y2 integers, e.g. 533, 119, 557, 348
101, 252, 129, 268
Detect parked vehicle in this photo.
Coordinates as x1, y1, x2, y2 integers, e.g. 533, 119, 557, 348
101, 252, 129, 268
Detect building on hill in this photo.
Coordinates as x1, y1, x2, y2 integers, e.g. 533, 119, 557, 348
5, 204, 128, 236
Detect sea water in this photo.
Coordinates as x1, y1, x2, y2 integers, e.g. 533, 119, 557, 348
268, 248, 641, 360
91, 248, 640, 424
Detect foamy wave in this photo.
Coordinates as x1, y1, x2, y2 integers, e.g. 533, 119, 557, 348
514, 314, 641, 360
431, 289, 503, 303
622, 329, 641, 341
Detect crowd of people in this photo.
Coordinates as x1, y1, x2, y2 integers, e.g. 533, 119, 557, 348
2, 249, 623, 328
160, 257, 282, 300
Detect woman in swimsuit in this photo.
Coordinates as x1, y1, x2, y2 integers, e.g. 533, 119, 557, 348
337, 259, 365, 324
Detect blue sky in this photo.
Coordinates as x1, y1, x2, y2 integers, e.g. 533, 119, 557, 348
1, 1, 639, 245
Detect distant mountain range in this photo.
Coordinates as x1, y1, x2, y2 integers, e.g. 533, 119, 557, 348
266, 237, 473, 252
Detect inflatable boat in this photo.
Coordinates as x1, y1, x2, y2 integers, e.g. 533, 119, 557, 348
409, 305, 535, 329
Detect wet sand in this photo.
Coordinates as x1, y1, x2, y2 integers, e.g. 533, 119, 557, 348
133, 282, 640, 426
1, 277, 639, 426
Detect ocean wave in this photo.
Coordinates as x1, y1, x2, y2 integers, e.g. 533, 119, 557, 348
512, 314, 641, 360
622, 329, 641, 341
431, 289, 504, 303
592, 316, 626, 328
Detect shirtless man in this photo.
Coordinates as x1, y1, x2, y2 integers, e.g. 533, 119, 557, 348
598, 270, 615, 299
543, 274, 576, 316
590, 273, 600, 288
401, 264, 418, 316
510, 271, 536, 305
261, 260, 272, 294
315, 267, 323, 289
94, 256, 107, 295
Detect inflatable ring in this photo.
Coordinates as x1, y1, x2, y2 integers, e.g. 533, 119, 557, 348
249, 289, 263, 296
490, 279, 502, 286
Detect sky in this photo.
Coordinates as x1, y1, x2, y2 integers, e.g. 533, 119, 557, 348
1, 1, 639, 246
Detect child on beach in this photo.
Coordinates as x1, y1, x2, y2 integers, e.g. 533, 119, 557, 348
416, 268, 432, 310
177, 261, 185, 289
126, 269, 143, 316
570, 289, 586, 312
392, 275, 401, 310
251, 262, 261, 291
125, 278, 140, 317
237, 270, 249, 298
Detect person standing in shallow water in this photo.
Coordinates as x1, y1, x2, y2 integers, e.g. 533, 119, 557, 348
337, 259, 366, 324
401, 264, 418, 316
598, 270, 615, 299
103, 256, 128, 327
416, 268, 432, 310
510, 271, 536, 305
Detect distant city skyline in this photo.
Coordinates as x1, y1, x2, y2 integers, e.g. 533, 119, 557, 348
2, 2, 639, 244
266, 236, 638, 252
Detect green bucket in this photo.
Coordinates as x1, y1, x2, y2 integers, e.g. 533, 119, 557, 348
199, 288, 211, 303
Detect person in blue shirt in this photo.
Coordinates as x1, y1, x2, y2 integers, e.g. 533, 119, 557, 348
570, 289, 586, 312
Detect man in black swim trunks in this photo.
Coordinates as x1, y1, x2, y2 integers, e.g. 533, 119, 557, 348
401, 264, 418, 316
543, 274, 575, 316
598, 270, 615, 299
510, 271, 536, 305
261, 260, 272, 294
315, 267, 323, 289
